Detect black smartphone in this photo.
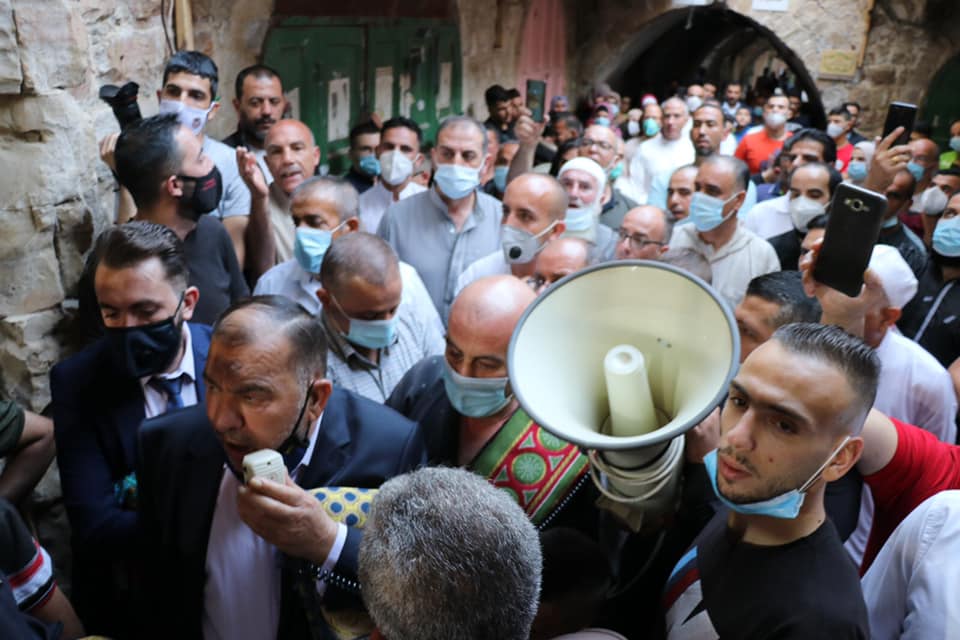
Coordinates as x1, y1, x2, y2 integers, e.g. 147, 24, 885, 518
813, 183, 888, 298
882, 101, 917, 147
526, 79, 546, 123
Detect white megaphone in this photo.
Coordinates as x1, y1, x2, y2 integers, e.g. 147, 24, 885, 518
507, 261, 739, 530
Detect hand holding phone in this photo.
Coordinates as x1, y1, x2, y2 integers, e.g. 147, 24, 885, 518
526, 79, 546, 123
811, 182, 888, 297
882, 102, 917, 148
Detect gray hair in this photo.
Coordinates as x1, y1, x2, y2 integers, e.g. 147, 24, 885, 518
290, 175, 359, 221
437, 115, 489, 154
701, 154, 750, 192
661, 96, 689, 116
359, 467, 542, 640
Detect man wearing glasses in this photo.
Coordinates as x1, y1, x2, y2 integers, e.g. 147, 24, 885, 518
614, 206, 672, 260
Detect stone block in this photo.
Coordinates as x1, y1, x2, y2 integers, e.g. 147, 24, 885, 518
0, 0, 21, 95
866, 65, 897, 86
0, 308, 64, 411
0, 208, 64, 316
13, 0, 91, 94
54, 199, 96, 297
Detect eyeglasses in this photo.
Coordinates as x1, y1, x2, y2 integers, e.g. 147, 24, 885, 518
579, 138, 614, 152
615, 228, 665, 250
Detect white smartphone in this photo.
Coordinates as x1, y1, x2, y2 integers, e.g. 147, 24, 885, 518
242, 449, 286, 485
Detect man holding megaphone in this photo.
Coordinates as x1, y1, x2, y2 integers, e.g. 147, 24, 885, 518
387, 275, 596, 533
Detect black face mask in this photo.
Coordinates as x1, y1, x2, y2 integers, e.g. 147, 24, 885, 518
105, 296, 184, 379
177, 165, 223, 220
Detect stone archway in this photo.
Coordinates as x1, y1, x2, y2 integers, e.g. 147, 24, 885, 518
923, 53, 960, 148
600, 6, 825, 128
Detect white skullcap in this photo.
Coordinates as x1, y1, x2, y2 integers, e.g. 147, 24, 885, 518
854, 141, 876, 166
868, 244, 918, 309
558, 157, 608, 193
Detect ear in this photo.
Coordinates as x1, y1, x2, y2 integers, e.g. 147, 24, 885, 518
305, 377, 334, 425
659, 243, 670, 256
310, 144, 321, 167
316, 287, 330, 306
821, 436, 863, 482
480, 152, 493, 178
882, 307, 901, 328
181, 286, 200, 322
600, 183, 612, 206
551, 220, 566, 238
731, 190, 747, 213
338, 217, 361, 236
156, 89, 163, 104
413, 153, 423, 169
430, 146, 439, 167
232, 97, 241, 114
166, 175, 184, 198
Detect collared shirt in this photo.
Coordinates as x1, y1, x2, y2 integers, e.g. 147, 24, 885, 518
862, 490, 960, 640
253, 259, 444, 338
202, 414, 348, 640
267, 183, 295, 264
358, 180, 426, 233
320, 309, 444, 403
455, 249, 511, 295
669, 222, 780, 308
899, 260, 960, 369
377, 187, 502, 321
222, 130, 273, 184
741, 193, 791, 239
201, 135, 252, 220
629, 135, 696, 202
140, 323, 199, 419
843, 327, 958, 567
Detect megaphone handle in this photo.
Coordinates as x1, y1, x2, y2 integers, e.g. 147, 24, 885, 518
586, 437, 684, 504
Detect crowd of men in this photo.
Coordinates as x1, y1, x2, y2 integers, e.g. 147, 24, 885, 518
2, 49, 960, 639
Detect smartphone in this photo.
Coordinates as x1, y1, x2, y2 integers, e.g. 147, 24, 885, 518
813, 183, 888, 298
526, 79, 546, 123
242, 449, 285, 484
882, 101, 917, 147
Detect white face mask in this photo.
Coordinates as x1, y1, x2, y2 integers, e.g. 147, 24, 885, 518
789, 195, 826, 232
919, 186, 950, 216
627, 120, 641, 137
379, 150, 414, 187
826, 123, 846, 139
764, 111, 787, 129
159, 99, 214, 136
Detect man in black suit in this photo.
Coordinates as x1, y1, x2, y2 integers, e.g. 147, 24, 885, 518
136, 295, 425, 639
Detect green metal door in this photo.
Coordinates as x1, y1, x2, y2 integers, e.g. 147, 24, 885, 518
924, 54, 960, 151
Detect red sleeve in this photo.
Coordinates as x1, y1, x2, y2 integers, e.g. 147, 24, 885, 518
861, 418, 960, 572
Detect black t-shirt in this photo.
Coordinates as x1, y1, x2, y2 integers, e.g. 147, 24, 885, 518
183, 215, 249, 325
663, 512, 868, 639
878, 225, 927, 278
898, 258, 960, 368
768, 230, 803, 270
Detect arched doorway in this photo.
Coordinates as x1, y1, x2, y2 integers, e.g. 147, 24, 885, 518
605, 6, 824, 129
924, 53, 960, 150
516, 0, 567, 107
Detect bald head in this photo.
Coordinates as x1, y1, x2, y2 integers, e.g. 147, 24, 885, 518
615, 206, 671, 260
504, 173, 569, 223
266, 118, 316, 147
448, 275, 536, 364
532, 237, 590, 294
320, 232, 399, 294
290, 175, 359, 222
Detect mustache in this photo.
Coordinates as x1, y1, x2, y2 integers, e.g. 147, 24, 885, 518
718, 446, 758, 475
254, 115, 276, 127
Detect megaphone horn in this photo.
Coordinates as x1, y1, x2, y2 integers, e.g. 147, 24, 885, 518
507, 261, 739, 529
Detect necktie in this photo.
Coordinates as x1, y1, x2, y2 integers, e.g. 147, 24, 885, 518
149, 374, 185, 411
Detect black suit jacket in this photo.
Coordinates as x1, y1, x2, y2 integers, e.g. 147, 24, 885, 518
135, 387, 425, 639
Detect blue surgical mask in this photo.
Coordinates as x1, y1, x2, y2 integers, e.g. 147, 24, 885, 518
434, 163, 481, 199
329, 293, 399, 350
442, 360, 512, 418
594, 117, 611, 127
643, 118, 660, 137
933, 216, 960, 257
293, 222, 346, 274
847, 160, 867, 182
493, 165, 509, 193
882, 216, 899, 230
609, 163, 624, 181
564, 205, 596, 232
702, 437, 849, 519
951, 136, 960, 153
359, 155, 381, 177
907, 161, 925, 183
688, 191, 742, 232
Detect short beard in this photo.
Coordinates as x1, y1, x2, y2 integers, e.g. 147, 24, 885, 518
240, 118, 269, 144
932, 249, 960, 270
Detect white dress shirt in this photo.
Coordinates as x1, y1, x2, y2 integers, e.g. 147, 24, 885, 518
741, 194, 792, 239
844, 327, 958, 566
455, 249, 511, 295
202, 414, 348, 640
629, 135, 696, 203
358, 180, 426, 233
861, 490, 960, 640
140, 324, 199, 419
